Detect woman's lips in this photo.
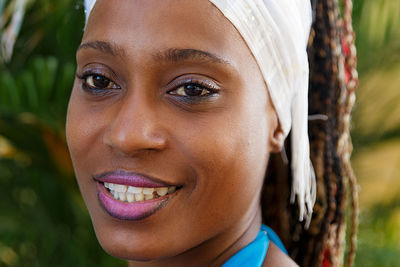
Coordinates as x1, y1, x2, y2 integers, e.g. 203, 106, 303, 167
93, 170, 171, 188
93, 170, 180, 221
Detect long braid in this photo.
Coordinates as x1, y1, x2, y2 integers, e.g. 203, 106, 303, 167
261, 0, 358, 266
342, 0, 359, 266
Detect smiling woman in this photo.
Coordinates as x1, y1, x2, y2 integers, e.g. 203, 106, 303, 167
65, 0, 357, 266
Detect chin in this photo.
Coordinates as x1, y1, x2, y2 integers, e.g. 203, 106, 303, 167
92, 223, 178, 262
97, 236, 162, 261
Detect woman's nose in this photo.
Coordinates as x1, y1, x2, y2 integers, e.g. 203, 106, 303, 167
103, 95, 168, 156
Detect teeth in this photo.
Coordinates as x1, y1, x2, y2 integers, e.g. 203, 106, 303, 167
168, 186, 176, 194
156, 187, 168, 196
128, 186, 142, 194
114, 184, 127, 193
119, 192, 126, 201
143, 188, 154, 194
104, 182, 178, 202
135, 193, 144, 201
145, 194, 154, 200
127, 193, 134, 203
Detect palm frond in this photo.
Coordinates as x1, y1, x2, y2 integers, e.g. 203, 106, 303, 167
355, 0, 400, 74
352, 63, 400, 145
0, 0, 32, 63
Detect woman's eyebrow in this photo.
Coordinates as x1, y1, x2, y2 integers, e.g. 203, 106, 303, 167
77, 41, 231, 66
77, 41, 125, 57
153, 48, 231, 66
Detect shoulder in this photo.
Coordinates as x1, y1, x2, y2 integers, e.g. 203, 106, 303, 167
262, 242, 298, 267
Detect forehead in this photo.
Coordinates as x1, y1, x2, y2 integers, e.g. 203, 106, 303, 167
82, 0, 253, 69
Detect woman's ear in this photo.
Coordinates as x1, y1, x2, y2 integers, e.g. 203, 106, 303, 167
269, 114, 285, 153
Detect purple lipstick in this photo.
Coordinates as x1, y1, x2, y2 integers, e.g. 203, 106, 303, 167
93, 170, 179, 220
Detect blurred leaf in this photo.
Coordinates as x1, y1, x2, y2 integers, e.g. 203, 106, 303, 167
352, 64, 400, 146
0, 0, 124, 266
0, 0, 32, 62
354, 0, 400, 75
351, 0, 400, 266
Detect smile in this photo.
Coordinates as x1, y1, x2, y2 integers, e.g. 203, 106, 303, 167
104, 182, 177, 202
93, 170, 181, 221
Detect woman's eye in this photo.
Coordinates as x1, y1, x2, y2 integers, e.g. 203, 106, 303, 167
171, 84, 215, 97
78, 73, 120, 91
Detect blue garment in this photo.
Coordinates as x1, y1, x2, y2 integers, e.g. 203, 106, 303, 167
222, 225, 287, 267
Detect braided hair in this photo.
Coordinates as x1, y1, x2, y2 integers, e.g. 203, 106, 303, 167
261, 0, 359, 266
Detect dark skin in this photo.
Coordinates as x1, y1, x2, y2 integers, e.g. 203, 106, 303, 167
66, 0, 297, 266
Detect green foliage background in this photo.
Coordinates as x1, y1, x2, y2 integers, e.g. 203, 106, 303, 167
0, 1, 125, 266
0, 0, 399, 266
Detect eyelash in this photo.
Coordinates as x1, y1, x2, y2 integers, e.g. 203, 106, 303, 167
76, 72, 219, 100
167, 80, 219, 100
76, 72, 121, 95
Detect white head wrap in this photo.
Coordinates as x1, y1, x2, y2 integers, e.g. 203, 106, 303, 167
83, 0, 316, 225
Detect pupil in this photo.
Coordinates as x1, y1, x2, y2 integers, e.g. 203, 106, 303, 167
93, 76, 110, 88
184, 84, 203, 96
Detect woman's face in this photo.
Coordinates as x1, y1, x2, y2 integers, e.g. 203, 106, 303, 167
66, 0, 283, 264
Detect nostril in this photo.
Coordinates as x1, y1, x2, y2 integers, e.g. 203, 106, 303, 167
102, 96, 169, 154
103, 121, 168, 155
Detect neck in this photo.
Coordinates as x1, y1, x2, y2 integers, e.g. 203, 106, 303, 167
127, 208, 262, 267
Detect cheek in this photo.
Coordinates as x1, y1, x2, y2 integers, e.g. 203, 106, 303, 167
66, 86, 105, 198
66, 83, 112, 164
175, 93, 271, 229
67, 90, 91, 169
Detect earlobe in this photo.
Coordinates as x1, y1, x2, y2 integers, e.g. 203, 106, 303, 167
269, 120, 285, 153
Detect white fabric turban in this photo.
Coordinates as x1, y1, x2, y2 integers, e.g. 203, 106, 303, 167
83, 0, 316, 225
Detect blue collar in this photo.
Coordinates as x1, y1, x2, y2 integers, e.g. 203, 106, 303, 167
222, 225, 287, 267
